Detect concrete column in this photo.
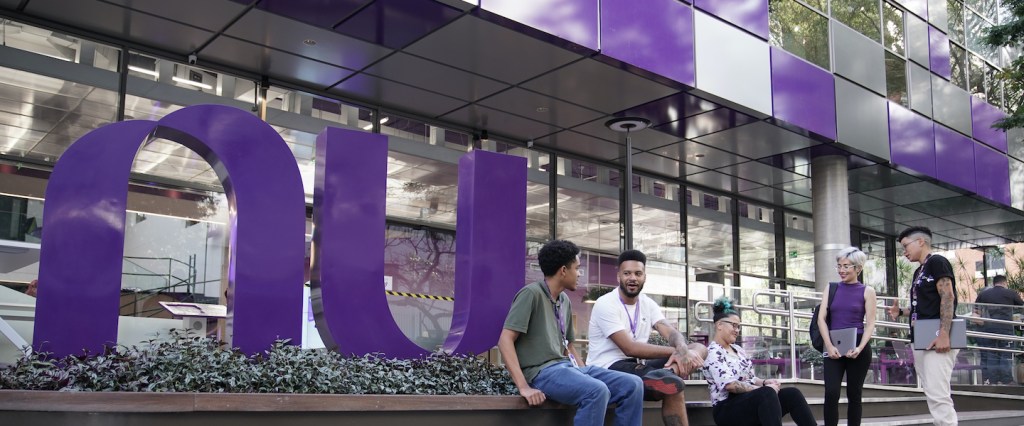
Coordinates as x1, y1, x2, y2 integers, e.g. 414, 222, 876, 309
811, 155, 850, 291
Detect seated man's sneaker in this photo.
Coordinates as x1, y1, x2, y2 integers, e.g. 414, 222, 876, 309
641, 368, 684, 398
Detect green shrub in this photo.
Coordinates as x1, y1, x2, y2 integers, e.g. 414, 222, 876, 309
0, 330, 516, 395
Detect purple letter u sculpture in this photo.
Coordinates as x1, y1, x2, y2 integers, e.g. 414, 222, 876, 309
33, 105, 306, 357
311, 128, 527, 358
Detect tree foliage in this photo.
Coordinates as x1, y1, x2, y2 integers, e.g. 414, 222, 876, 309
984, 0, 1024, 129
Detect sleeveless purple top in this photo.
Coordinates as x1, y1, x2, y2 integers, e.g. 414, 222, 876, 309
829, 282, 867, 333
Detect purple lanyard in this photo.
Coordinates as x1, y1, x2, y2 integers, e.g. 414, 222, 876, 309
910, 254, 931, 322
620, 298, 640, 338
538, 283, 567, 342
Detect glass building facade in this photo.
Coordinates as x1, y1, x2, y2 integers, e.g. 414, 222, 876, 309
0, 0, 1022, 381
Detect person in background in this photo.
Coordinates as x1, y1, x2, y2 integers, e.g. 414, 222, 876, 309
703, 297, 816, 426
497, 239, 643, 426
25, 279, 38, 297
973, 275, 1023, 385
588, 249, 707, 426
816, 247, 877, 426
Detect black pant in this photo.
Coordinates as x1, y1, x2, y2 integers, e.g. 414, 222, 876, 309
607, 357, 677, 400
712, 386, 816, 426
823, 345, 872, 426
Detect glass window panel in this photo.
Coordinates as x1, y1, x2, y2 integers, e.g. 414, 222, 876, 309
950, 42, 968, 89
966, 10, 999, 63
832, 0, 882, 41
785, 213, 814, 283
633, 203, 683, 265
383, 223, 456, 350
965, 0, 997, 22
687, 191, 733, 271
883, 2, 906, 55
386, 151, 459, 226
969, 53, 1002, 108
860, 233, 890, 294
802, 0, 827, 13
525, 181, 550, 240
885, 52, 910, 106
948, 0, 966, 44
738, 202, 776, 277
556, 187, 620, 252
769, 0, 831, 69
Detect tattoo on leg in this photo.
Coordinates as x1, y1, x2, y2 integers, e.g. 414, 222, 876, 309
663, 414, 684, 426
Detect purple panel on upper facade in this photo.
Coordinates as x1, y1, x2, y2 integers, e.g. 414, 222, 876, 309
900, 0, 928, 19
482, 0, 599, 50
693, 0, 769, 40
256, 0, 368, 29
934, 124, 976, 192
889, 103, 936, 178
928, 26, 951, 79
974, 142, 1011, 205
971, 97, 1008, 152
334, 0, 464, 49
600, 0, 694, 86
770, 47, 837, 140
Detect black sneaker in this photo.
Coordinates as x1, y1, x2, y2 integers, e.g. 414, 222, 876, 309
642, 368, 684, 398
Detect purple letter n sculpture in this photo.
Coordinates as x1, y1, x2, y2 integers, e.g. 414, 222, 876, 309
33, 105, 306, 357
310, 127, 527, 358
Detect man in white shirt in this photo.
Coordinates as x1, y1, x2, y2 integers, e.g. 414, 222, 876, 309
587, 250, 707, 426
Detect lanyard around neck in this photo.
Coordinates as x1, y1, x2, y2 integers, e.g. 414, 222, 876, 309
620, 297, 640, 338
910, 254, 932, 322
538, 282, 567, 339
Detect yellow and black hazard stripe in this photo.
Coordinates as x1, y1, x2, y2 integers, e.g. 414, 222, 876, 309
385, 290, 454, 302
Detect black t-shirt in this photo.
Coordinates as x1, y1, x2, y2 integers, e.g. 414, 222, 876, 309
910, 254, 957, 321
975, 286, 1024, 333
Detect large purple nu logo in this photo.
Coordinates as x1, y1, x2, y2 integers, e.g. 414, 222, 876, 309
32, 104, 527, 358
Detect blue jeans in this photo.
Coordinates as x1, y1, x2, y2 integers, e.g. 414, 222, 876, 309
531, 361, 644, 426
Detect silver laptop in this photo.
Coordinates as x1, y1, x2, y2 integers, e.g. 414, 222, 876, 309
912, 318, 968, 349
830, 327, 858, 355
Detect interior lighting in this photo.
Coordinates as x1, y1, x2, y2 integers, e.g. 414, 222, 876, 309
127, 65, 158, 77
172, 76, 213, 90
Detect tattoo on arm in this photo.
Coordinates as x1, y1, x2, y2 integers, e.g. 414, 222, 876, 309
727, 381, 757, 394
937, 277, 954, 333
667, 329, 686, 353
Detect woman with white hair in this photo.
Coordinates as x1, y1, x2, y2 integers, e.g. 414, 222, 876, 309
816, 247, 877, 426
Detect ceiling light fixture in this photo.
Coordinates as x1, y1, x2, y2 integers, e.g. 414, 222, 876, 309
127, 65, 158, 77
172, 76, 213, 90
480, 129, 489, 142
303, 39, 317, 46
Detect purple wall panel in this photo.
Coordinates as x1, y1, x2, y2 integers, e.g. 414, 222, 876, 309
693, 0, 769, 40
770, 47, 837, 140
482, 0, 599, 50
974, 142, 1011, 205
928, 26, 951, 79
601, 0, 695, 86
971, 97, 1008, 152
889, 103, 936, 178
934, 124, 976, 192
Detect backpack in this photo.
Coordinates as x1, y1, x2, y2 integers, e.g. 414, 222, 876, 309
809, 283, 839, 353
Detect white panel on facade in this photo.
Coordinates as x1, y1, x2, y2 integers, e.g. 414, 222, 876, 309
693, 11, 772, 116
930, 75, 972, 136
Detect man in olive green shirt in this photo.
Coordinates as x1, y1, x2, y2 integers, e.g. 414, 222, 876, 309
498, 240, 643, 425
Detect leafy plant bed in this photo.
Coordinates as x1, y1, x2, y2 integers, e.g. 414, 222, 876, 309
0, 331, 516, 395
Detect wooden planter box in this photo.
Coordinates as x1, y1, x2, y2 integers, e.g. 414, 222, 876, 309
0, 390, 575, 426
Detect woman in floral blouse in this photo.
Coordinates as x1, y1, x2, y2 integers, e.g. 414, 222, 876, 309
702, 297, 816, 426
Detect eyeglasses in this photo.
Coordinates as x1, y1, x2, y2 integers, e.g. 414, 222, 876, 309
836, 264, 857, 271
719, 320, 741, 330
900, 238, 922, 252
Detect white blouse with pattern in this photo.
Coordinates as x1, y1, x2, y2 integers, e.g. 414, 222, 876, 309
702, 341, 758, 406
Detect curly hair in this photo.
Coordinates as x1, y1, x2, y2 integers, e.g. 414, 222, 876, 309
617, 249, 646, 267
712, 296, 739, 322
538, 240, 580, 277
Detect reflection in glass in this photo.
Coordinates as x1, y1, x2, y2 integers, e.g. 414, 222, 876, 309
948, 0, 966, 44
969, 53, 1002, 107
384, 223, 456, 350
556, 186, 620, 253
386, 151, 458, 226
883, 2, 906, 55
966, 0, 997, 22
687, 191, 733, 271
966, 10, 999, 64
785, 214, 814, 284
769, 0, 831, 70
738, 201, 776, 277
885, 52, 909, 106
860, 233, 889, 294
950, 42, 968, 89
832, 0, 882, 41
